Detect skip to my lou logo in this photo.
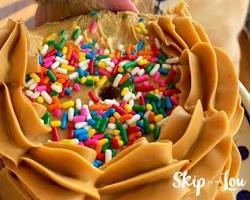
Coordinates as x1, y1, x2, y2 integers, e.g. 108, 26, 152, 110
173, 171, 247, 196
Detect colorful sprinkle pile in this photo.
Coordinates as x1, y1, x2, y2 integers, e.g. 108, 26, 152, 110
24, 17, 180, 168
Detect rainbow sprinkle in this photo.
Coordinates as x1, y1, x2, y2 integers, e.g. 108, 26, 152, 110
24, 17, 180, 168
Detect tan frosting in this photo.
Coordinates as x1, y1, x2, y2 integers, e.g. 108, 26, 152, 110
0, 3, 243, 200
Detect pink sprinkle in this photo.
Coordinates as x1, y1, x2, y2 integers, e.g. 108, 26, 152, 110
159, 80, 167, 87
72, 51, 79, 60
73, 83, 80, 91
43, 55, 55, 63
92, 134, 105, 140
151, 57, 158, 63
74, 116, 85, 123
131, 110, 136, 115
43, 61, 53, 68
111, 58, 119, 65
78, 141, 84, 146
89, 20, 97, 33
84, 139, 98, 147
53, 109, 62, 118
80, 107, 87, 118
99, 68, 110, 77
82, 49, 92, 53
97, 110, 104, 116
97, 48, 103, 55
143, 81, 150, 86
36, 85, 47, 92
170, 95, 178, 105
153, 72, 161, 82
120, 101, 126, 108
134, 75, 148, 83
129, 55, 137, 60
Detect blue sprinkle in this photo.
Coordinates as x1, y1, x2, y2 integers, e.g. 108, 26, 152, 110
88, 119, 96, 126
237, 190, 250, 200
103, 108, 116, 118
145, 99, 150, 104
89, 10, 99, 16
94, 59, 98, 66
159, 68, 169, 75
85, 54, 93, 59
92, 39, 97, 45
91, 111, 97, 117
65, 87, 72, 96
90, 50, 97, 55
78, 68, 84, 77
56, 51, 63, 57
38, 55, 43, 65
165, 96, 173, 110
139, 17, 144, 22
138, 112, 144, 117
137, 40, 145, 51
94, 71, 99, 76
74, 128, 88, 137
93, 160, 103, 167
81, 44, 92, 49
83, 71, 90, 76
156, 99, 162, 108
61, 112, 68, 129
238, 146, 249, 160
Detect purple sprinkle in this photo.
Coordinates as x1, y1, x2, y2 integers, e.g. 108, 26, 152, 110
237, 190, 250, 200
238, 146, 249, 160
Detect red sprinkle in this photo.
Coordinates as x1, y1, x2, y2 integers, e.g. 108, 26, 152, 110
88, 91, 100, 103
112, 104, 127, 115
88, 59, 95, 75
52, 127, 60, 141
165, 70, 176, 84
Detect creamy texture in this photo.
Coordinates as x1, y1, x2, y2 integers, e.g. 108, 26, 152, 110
0, 3, 244, 200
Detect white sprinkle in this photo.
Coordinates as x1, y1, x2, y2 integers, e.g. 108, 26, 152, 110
29, 82, 38, 91
76, 98, 82, 110
41, 91, 52, 104
85, 125, 91, 130
113, 74, 123, 87
89, 100, 94, 106
135, 92, 142, 99
129, 99, 135, 107
123, 92, 133, 102
69, 72, 79, 80
165, 57, 179, 64
144, 111, 150, 118
103, 49, 110, 55
126, 114, 141, 125
106, 66, 113, 73
79, 59, 90, 70
123, 123, 128, 129
105, 149, 112, 163
162, 64, 171, 69
118, 60, 130, 67
83, 105, 91, 120
51, 61, 60, 69
75, 122, 88, 129
25, 90, 33, 97
75, 35, 83, 44
156, 117, 169, 127
138, 69, 145, 76
149, 64, 160, 76
31, 91, 40, 99
118, 44, 124, 51
40, 44, 49, 55
51, 84, 62, 93
108, 61, 115, 68
56, 67, 67, 75
68, 108, 74, 121
154, 38, 161, 49
131, 67, 140, 75
26, 79, 35, 88
103, 99, 119, 106
40, 119, 45, 124
55, 56, 69, 64
107, 123, 116, 130
95, 43, 100, 49
135, 56, 143, 62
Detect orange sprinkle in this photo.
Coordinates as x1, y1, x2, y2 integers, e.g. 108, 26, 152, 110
109, 117, 115, 123
68, 42, 80, 52
119, 114, 133, 123
52, 96, 60, 104
129, 132, 142, 140
138, 50, 153, 56
48, 103, 61, 111
148, 111, 155, 123
41, 67, 48, 73
159, 87, 166, 92
96, 142, 102, 154
89, 104, 111, 111
119, 73, 130, 85
114, 50, 121, 59
58, 79, 66, 84
56, 74, 69, 80
66, 47, 73, 60
43, 76, 50, 84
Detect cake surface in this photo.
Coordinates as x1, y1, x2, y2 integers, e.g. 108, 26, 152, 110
0, 3, 244, 200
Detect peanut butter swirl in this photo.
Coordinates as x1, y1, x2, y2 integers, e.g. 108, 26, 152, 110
0, 3, 243, 200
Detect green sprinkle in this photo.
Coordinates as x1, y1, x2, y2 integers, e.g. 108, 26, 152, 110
133, 105, 146, 112
47, 70, 57, 82
111, 149, 117, 157
102, 142, 110, 152
54, 43, 61, 50
116, 121, 128, 144
72, 28, 81, 40
75, 77, 81, 83
59, 30, 67, 37
168, 83, 175, 89
121, 79, 133, 88
86, 79, 95, 86
42, 112, 51, 125
146, 63, 154, 74
94, 116, 101, 130
51, 91, 58, 96
123, 61, 137, 70
157, 59, 165, 65
151, 101, 157, 113
105, 134, 112, 140
159, 108, 167, 117
96, 55, 109, 60
74, 109, 81, 115
99, 118, 109, 133
143, 117, 150, 134
47, 40, 56, 46
145, 93, 159, 101
154, 127, 160, 140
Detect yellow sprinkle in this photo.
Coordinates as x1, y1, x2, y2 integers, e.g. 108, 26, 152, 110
146, 104, 152, 111
113, 130, 120, 136
72, 22, 79, 29
92, 76, 100, 82
118, 140, 124, 147
114, 112, 121, 120
86, 38, 93, 43
121, 87, 129, 96
118, 67, 124, 73
46, 32, 57, 42
80, 77, 87, 84
79, 57, 86, 62
61, 63, 75, 71
62, 100, 75, 109
154, 89, 160, 94
155, 114, 164, 122
142, 28, 149, 34
138, 59, 149, 66
98, 61, 106, 68
50, 120, 61, 127
61, 139, 78, 145
138, 22, 145, 29
135, 26, 142, 33
124, 104, 132, 112
37, 96, 44, 104
62, 46, 68, 55
97, 76, 107, 88
150, 124, 155, 131
99, 138, 109, 146
87, 75, 93, 80
89, 129, 96, 137
30, 73, 41, 83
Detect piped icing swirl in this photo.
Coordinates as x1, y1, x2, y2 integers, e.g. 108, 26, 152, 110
0, 3, 243, 200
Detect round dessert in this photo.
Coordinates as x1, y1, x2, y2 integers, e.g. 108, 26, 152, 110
0, 3, 244, 200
